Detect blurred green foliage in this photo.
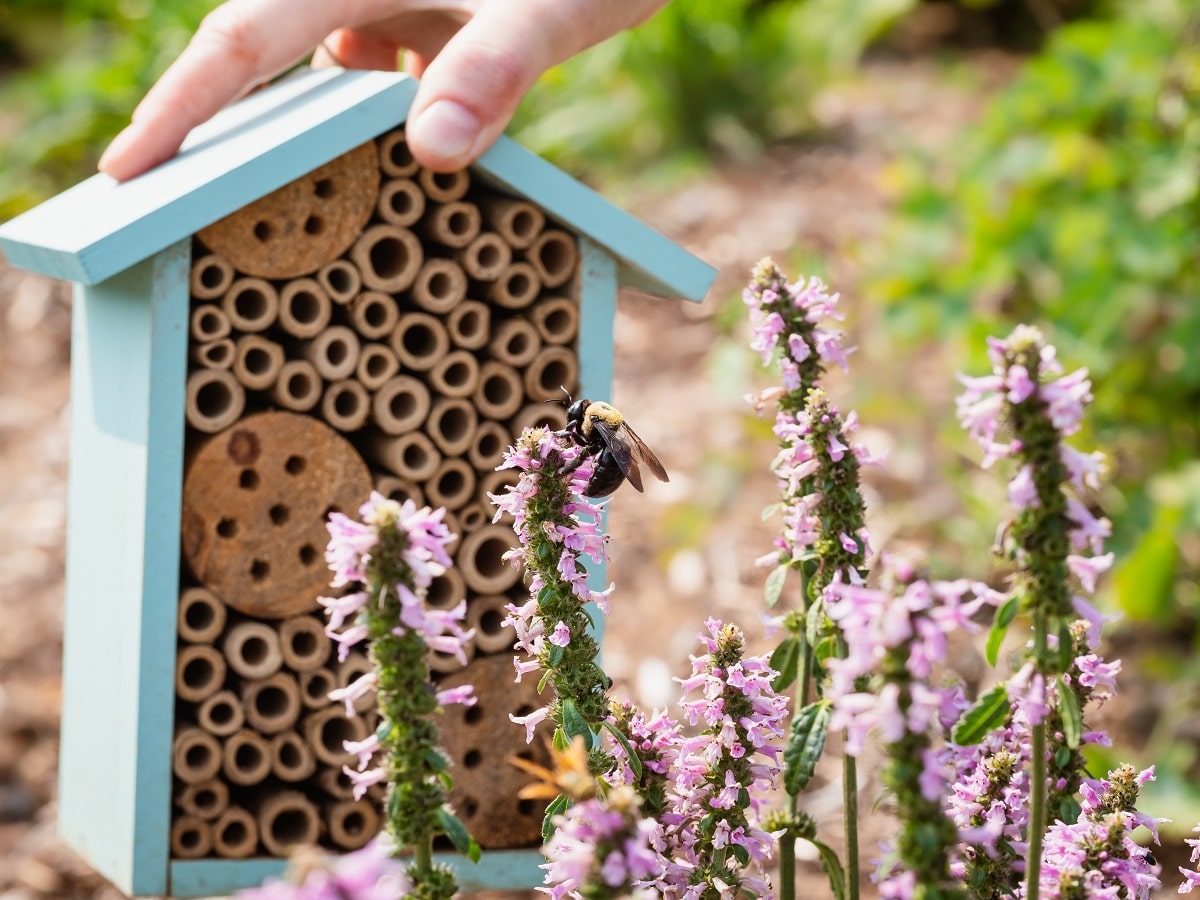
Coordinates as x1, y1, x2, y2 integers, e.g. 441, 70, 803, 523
862, 0, 1200, 626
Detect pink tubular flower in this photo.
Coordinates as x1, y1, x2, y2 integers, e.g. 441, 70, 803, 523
235, 836, 412, 899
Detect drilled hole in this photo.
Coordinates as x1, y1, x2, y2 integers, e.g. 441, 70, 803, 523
299, 545, 318, 566
269, 504, 289, 526
464, 705, 484, 725
303, 216, 323, 235
239, 469, 259, 490
250, 559, 270, 582
462, 797, 479, 818
285, 455, 306, 475
463, 749, 482, 769
253, 221, 273, 242
216, 517, 238, 538
313, 178, 335, 198
518, 799, 536, 816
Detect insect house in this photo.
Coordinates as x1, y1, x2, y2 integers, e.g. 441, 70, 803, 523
0, 68, 714, 896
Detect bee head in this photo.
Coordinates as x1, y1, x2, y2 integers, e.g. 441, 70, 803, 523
565, 397, 589, 425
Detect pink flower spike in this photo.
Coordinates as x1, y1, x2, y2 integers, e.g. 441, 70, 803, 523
328, 671, 378, 717
343, 733, 380, 769
436, 685, 477, 707
510, 706, 551, 743
342, 764, 387, 801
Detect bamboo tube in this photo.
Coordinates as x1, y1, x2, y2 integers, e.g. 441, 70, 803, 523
377, 177, 426, 226
271, 731, 317, 782
280, 616, 328, 672
426, 568, 466, 612
364, 430, 441, 481
317, 259, 362, 305
428, 636, 475, 673
468, 593, 517, 653
222, 277, 279, 332
318, 767, 356, 801
321, 379, 370, 432
224, 621, 283, 680
455, 231, 511, 282
190, 338, 236, 370
374, 475, 424, 506
222, 729, 273, 786
298, 667, 336, 710
479, 469, 520, 514
179, 586, 227, 644
418, 167, 471, 203
512, 401, 568, 435
258, 791, 322, 857
445, 299, 490, 351
232, 334, 285, 391
457, 524, 521, 594
428, 350, 480, 399
278, 278, 333, 339
371, 375, 431, 435
486, 262, 540, 310
467, 421, 511, 471
175, 644, 227, 703
420, 201, 481, 249
242, 672, 303, 734
488, 319, 541, 367
190, 303, 232, 342
173, 727, 222, 785
355, 343, 400, 391
186, 368, 245, 433
352, 224, 423, 293
526, 229, 578, 288
335, 653, 376, 714
197, 690, 245, 738
424, 458, 477, 511
304, 706, 368, 766
269, 359, 323, 412
480, 196, 544, 250
379, 130, 420, 177
531, 296, 580, 346
389, 311, 450, 372
178, 779, 230, 821
212, 807, 258, 859
457, 502, 489, 533
427, 398, 478, 457
326, 800, 381, 851
523, 346, 579, 402
170, 815, 213, 859
191, 253, 236, 300
348, 291, 399, 341
473, 361, 524, 420
300, 325, 360, 381
411, 258, 468, 314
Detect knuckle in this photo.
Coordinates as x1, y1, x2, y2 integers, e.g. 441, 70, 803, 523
195, 4, 265, 71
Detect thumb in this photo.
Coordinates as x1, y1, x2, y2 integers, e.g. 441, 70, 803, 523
405, 0, 662, 172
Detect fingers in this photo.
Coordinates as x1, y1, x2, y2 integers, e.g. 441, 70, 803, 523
406, 0, 668, 171
98, 0, 396, 180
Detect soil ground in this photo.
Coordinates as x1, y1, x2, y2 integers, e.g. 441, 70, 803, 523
1, 51, 1148, 899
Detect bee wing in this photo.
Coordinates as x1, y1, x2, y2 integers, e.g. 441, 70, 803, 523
622, 423, 669, 484
591, 418, 644, 492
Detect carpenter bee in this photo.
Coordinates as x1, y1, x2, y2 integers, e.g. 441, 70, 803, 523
558, 396, 669, 498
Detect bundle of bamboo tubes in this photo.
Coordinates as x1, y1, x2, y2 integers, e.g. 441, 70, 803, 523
176, 126, 582, 858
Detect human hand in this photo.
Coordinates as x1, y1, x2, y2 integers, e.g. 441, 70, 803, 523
98, 0, 669, 181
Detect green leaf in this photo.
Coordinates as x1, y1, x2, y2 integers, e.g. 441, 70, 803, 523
985, 595, 1019, 666
1058, 674, 1082, 749
730, 843, 751, 867
560, 698, 593, 748
809, 839, 846, 900
548, 643, 565, 667
769, 637, 801, 692
437, 808, 481, 862
995, 593, 1020, 628
783, 701, 832, 794
764, 565, 789, 608
1114, 504, 1181, 623
1060, 795, 1082, 825
542, 793, 570, 843
952, 683, 1012, 745
602, 720, 643, 780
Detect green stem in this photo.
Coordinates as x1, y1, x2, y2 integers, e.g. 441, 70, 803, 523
779, 837, 796, 900
780, 570, 811, 900
844, 754, 860, 900
1024, 615, 1048, 900
413, 837, 433, 875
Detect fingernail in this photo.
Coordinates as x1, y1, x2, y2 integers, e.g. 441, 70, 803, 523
409, 100, 481, 163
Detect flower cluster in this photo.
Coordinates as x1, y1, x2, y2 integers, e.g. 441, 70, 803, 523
1181, 825, 1200, 893
492, 427, 612, 745
319, 492, 474, 897
654, 619, 788, 899
235, 839, 413, 900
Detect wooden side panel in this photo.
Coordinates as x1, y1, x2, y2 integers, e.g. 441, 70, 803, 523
59, 242, 189, 895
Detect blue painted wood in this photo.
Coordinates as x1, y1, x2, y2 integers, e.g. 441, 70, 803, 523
0, 68, 715, 302
169, 849, 546, 896
59, 241, 189, 896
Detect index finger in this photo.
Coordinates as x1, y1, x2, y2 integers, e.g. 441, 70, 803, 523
98, 0, 392, 180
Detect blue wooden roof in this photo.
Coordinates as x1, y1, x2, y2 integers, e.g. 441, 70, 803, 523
0, 67, 714, 301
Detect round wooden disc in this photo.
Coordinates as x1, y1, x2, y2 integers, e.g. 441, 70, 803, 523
182, 411, 372, 618
438, 654, 552, 848
197, 141, 380, 278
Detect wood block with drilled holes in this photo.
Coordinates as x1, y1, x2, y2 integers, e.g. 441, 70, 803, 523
437, 654, 552, 848
181, 411, 372, 618
197, 141, 380, 279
